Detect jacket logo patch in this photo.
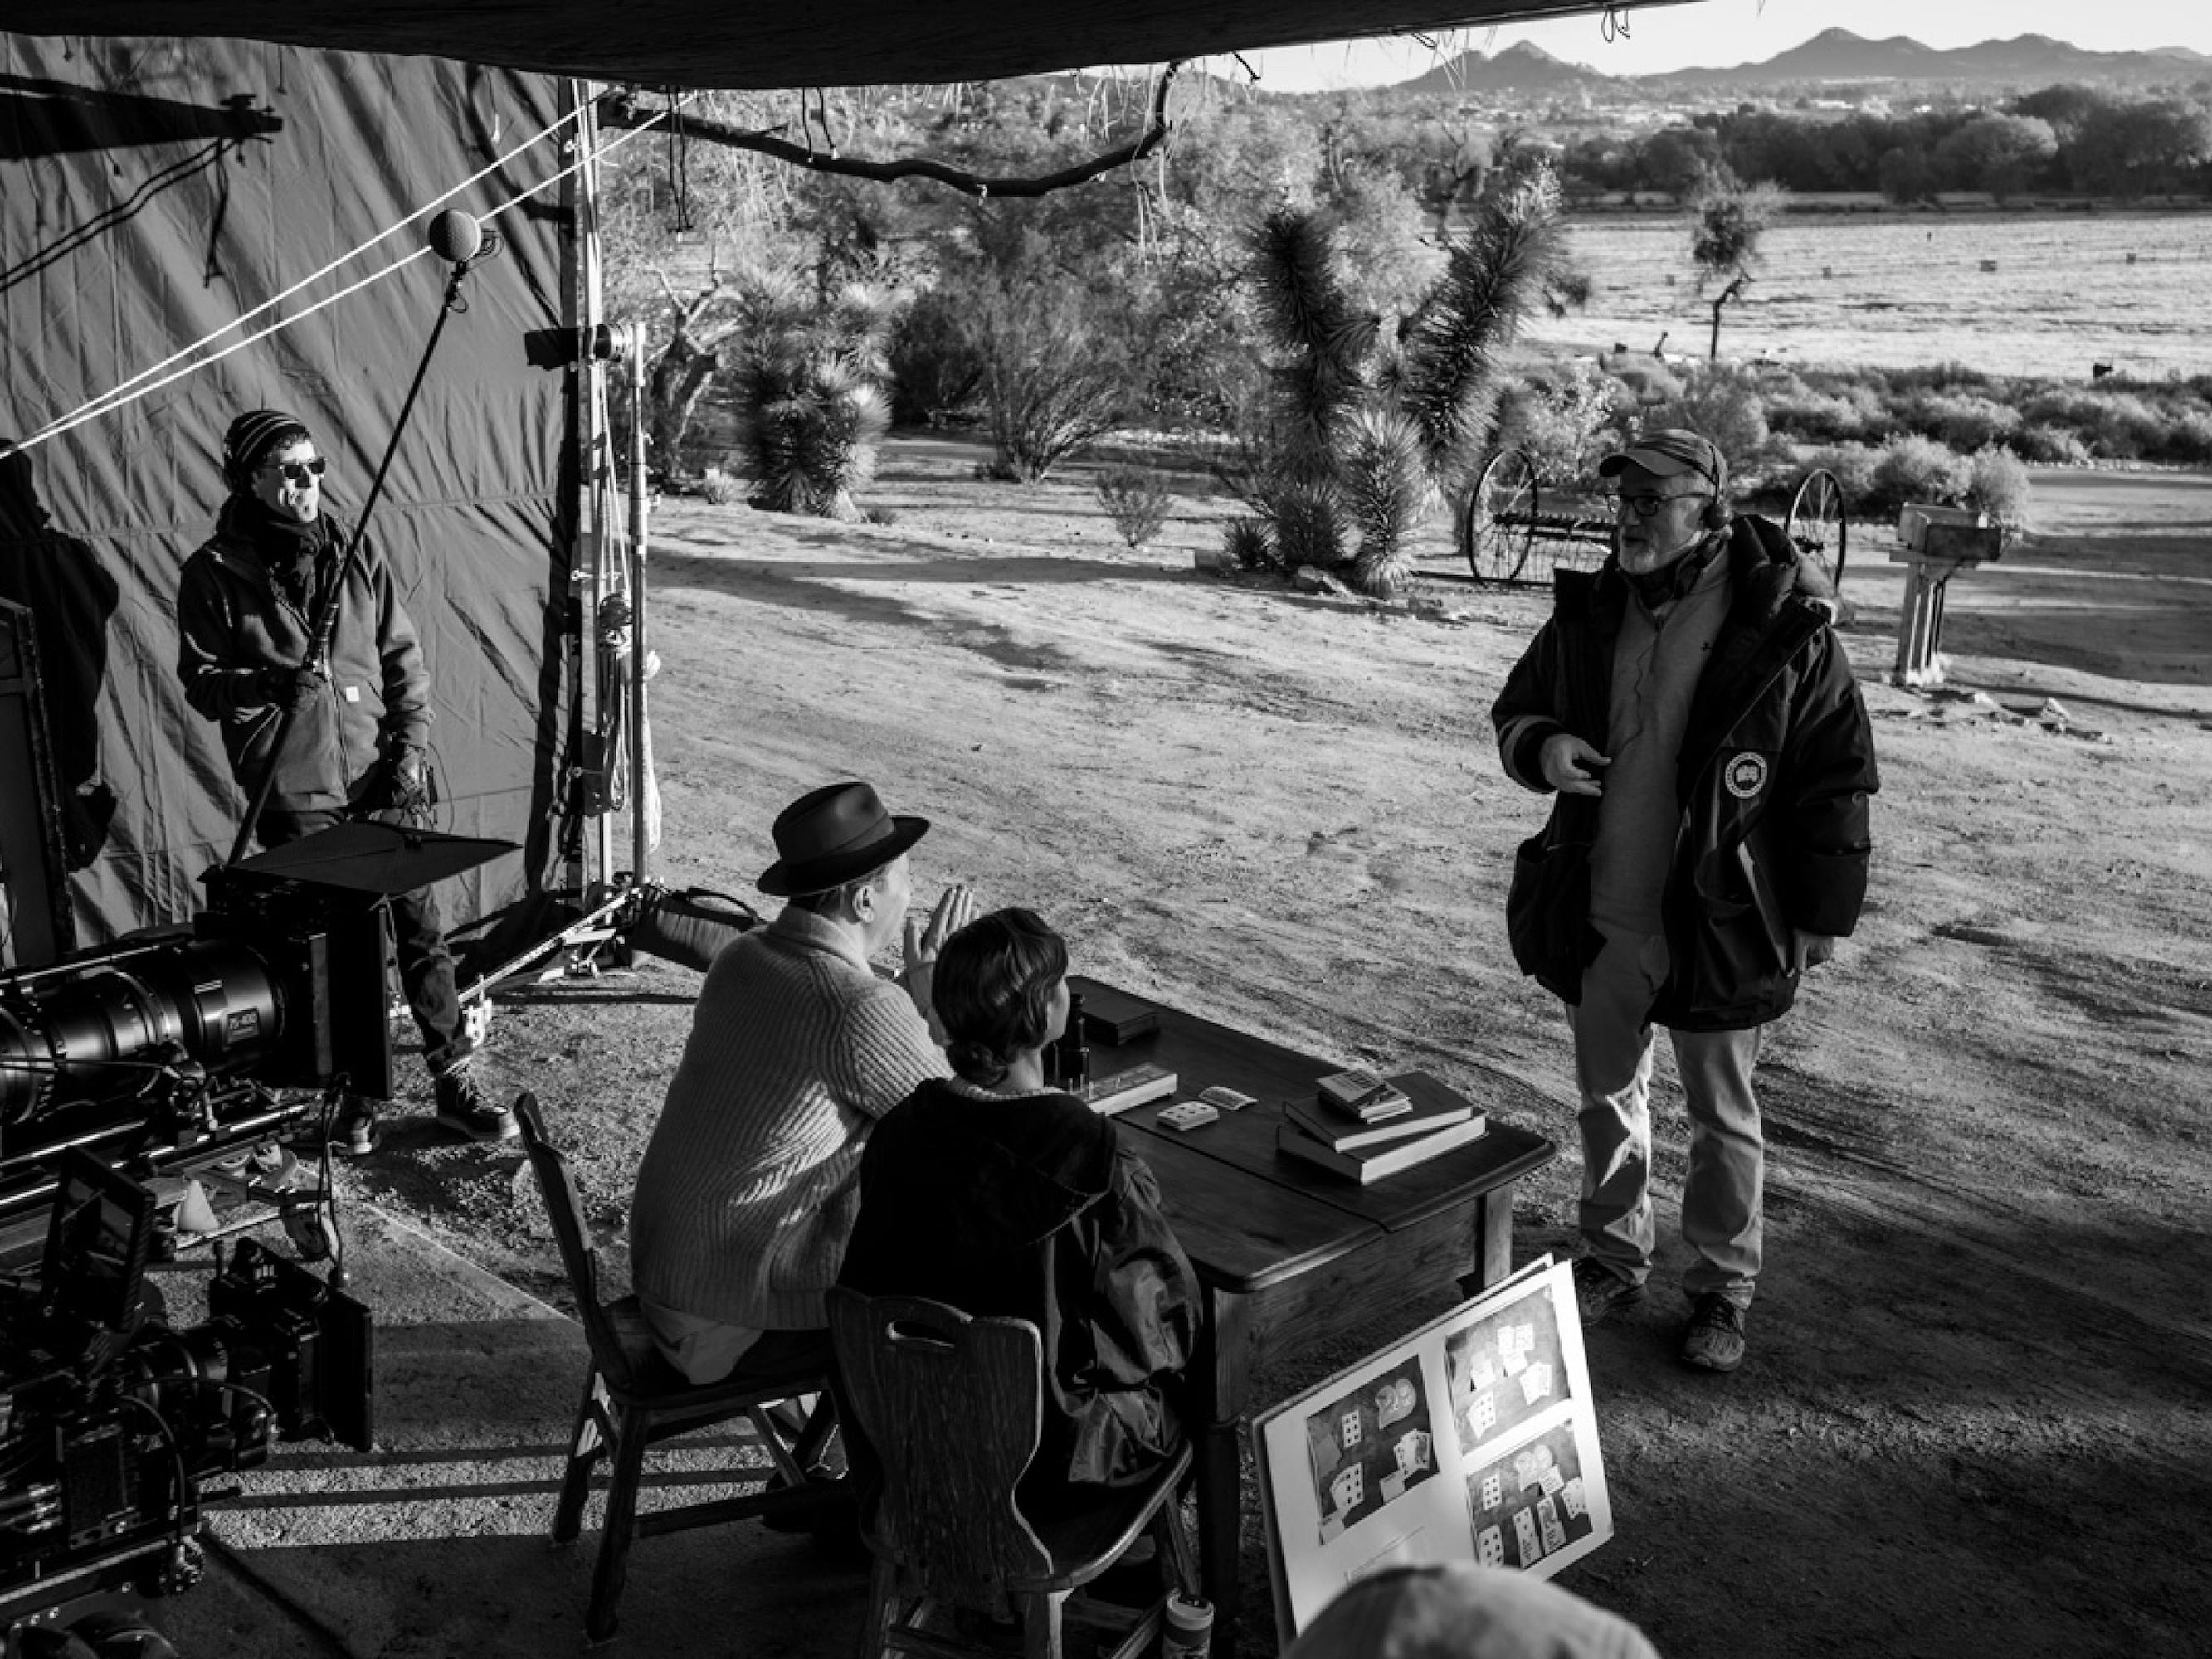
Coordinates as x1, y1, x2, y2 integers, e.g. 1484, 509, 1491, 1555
1723, 754, 1769, 799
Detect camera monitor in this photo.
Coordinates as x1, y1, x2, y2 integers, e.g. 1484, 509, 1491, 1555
41, 1149, 155, 1364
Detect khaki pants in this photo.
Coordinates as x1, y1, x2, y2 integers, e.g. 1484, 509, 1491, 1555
1567, 925, 1764, 1309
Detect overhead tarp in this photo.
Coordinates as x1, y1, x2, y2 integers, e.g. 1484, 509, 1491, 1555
10, 2, 1698, 90
0, 36, 575, 945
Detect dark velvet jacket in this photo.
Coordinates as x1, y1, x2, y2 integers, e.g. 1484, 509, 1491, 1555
1490, 514, 1878, 1030
838, 1079, 1200, 1505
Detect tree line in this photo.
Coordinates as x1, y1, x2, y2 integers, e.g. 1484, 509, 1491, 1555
1557, 83, 2212, 202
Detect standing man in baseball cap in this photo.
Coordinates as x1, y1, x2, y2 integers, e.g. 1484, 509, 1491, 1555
628, 781, 977, 1387
1490, 428, 1877, 1372
176, 409, 514, 1150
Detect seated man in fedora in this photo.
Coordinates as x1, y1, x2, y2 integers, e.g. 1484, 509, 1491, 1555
628, 781, 977, 1383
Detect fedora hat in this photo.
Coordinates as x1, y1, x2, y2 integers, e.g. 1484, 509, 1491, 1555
757, 781, 929, 898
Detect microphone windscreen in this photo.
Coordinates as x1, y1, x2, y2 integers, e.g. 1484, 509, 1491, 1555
428, 209, 484, 264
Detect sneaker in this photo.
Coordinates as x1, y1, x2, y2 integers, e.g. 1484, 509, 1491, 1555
433, 1064, 519, 1142
1680, 1293, 1747, 1373
333, 1096, 381, 1157
1571, 1257, 1644, 1325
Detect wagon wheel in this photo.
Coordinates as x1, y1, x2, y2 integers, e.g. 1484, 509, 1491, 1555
1786, 467, 1849, 593
1462, 450, 1540, 585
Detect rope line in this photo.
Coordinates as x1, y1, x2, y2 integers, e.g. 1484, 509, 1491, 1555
23, 103, 583, 450
12, 95, 689, 457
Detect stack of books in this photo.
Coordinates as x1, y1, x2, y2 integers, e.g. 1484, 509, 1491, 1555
1278, 1070, 1488, 1184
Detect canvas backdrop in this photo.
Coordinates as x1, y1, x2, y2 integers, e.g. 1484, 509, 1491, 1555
0, 35, 577, 949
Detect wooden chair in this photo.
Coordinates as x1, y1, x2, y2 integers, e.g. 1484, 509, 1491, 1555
827, 1287, 1200, 1659
516, 1093, 846, 1643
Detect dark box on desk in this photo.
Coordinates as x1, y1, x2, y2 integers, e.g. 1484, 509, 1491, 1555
1068, 975, 1162, 1044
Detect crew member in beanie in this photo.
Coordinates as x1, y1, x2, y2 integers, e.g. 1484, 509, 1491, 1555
175, 408, 514, 1150
1491, 428, 1877, 1373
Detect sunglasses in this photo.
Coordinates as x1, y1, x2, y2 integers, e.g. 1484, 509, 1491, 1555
1611, 490, 1707, 519
264, 457, 327, 484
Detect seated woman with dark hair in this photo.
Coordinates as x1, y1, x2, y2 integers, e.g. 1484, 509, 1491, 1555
837, 907, 1201, 1510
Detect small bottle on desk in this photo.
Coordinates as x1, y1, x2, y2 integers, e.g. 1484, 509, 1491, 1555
1162, 1591, 1213, 1659
1058, 992, 1090, 1095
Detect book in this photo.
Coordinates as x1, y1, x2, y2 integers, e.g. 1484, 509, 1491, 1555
1284, 1093, 1480, 1154
1274, 1113, 1490, 1185
1314, 1068, 1411, 1122
1066, 977, 1162, 1045
1079, 1063, 1178, 1117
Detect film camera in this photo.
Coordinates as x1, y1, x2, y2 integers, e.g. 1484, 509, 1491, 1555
0, 821, 507, 1654
0, 820, 511, 1229
0, 1152, 373, 1656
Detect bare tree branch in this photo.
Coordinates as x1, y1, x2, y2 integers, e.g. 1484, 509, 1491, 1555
597, 68, 1181, 200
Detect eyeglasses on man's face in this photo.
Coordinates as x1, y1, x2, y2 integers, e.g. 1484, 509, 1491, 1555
264, 457, 326, 484
1610, 489, 1707, 520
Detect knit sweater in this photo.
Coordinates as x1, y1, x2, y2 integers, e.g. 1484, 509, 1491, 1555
628, 907, 948, 1333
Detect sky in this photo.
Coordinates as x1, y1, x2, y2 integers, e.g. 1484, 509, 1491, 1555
1209, 0, 2212, 91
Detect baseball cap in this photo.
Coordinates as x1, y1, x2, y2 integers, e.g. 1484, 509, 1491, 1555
1597, 428, 1726, 494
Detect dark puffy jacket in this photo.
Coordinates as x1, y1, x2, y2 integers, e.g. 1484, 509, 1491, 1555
1491, 515, 1878, 1030
176, 499, 429, 814
838, 1079, 1200, 1508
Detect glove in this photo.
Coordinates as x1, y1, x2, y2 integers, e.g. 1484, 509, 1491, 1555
361, 750, 433, 821
390, 752, 432, 817
257, 664, 321, 709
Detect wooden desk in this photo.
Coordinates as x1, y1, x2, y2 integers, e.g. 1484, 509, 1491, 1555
1070, 979, 1557, 1655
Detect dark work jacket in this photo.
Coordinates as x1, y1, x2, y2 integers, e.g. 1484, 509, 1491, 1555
838, 1079, 1200, 1507
175, 499, 429, 815
1490, 515, 1878, 1030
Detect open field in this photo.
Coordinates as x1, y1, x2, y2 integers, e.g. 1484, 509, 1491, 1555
1527, 209, 2212, 378
165, 439, 2212, 1658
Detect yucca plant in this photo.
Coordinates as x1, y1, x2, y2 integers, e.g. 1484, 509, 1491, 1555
1233, 163, 1566, 597
729, 270, 894, 520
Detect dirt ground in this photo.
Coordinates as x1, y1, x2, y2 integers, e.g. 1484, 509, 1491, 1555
348, 438, 2211, 1657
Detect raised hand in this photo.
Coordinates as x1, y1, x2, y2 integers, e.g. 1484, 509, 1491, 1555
899, 882, 977, 1029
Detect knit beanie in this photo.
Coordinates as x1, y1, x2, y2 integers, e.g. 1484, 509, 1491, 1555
222, 409, 311, 492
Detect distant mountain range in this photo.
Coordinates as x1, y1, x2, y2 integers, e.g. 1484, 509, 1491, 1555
1391, 28, 2212, 95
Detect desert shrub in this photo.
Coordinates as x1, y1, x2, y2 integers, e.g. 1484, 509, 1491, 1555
2156, 407, 2212, 466
1094, 465, 1173, 548
1640, 361, 1772, 488
1883, 361, 2000, 398
1864, 434, 1972, 516
1264, 476, 1348, 571
1223, 516, 1275, 571
1493, 362, 1624, 484
728, 272, 895, 520
2022, 386, 2165, 460
973, 281, 1132, 483
699, 468, 747, 506
2012, 421, 2091, 465
887, 286, 983, 427
1766, 386, 1875, 445
2019, 385, 2105, 428
1791, 442, 1882, 508
2080, 392, 2171, 460
1966, 446, 2034, 544
1606, 358, 1683, 408
1909, 392, 2022, 453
